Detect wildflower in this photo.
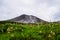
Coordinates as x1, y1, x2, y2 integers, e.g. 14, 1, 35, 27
1, 30, 3, 32
22, 29, 24, 31
11, 34, 14, 37
39, 31, 42, 33
7, 27, 14, 32
10, 27, 13, 29
50, 31, 53, 33
50, 31, 55, 35
52, 32, 55, 35
48, 34, 52, 38
7, 28, 11, 32
8, 32, 10, 33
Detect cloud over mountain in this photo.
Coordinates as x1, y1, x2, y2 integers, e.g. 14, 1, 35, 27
0, 0, 60, 22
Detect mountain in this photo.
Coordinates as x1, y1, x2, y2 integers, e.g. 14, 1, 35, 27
8, 14, 47, 23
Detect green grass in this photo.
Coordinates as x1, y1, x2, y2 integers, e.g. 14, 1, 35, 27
0, 22, 60, 40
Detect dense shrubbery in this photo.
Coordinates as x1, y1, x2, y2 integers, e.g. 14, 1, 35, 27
0, 22, 60, 40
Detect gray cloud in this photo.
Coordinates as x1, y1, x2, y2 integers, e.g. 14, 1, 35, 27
0, 0, 60, 22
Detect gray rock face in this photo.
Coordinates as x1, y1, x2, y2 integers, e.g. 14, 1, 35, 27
9, 14, 47, 23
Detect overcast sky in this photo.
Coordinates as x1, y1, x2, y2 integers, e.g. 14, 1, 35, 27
0, 0, 60, 22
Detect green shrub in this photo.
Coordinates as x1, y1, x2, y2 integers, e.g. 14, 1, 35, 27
0, 22, 60, 40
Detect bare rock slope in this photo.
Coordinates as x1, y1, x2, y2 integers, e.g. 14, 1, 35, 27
8, 14, 47, 23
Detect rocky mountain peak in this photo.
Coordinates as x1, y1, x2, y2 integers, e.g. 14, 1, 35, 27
8, 14, 47, 23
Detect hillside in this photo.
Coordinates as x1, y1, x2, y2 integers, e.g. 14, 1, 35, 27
0, 21, 60, 40
7, 14, 47, 23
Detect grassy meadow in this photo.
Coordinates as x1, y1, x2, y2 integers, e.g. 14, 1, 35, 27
0, 21, 60, 40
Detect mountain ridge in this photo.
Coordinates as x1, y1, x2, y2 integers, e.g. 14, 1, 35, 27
7, 14, 47, 23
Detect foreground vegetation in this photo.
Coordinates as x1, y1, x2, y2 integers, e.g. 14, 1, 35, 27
0, 21, 60, 40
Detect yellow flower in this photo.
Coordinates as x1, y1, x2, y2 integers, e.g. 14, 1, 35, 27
8, 32, 10, 33
10, 27, 13, 29
7, 27, 14, 32
7, 28, 11, 32
1, 30, 3, 32
52, 32, 55, 35
50, 31, 55, 35
48, 34, 52, 38
50, 31, 53, 33
39, 31, 42, 33
11, 34, 14, 37
22, 29, 24, 31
